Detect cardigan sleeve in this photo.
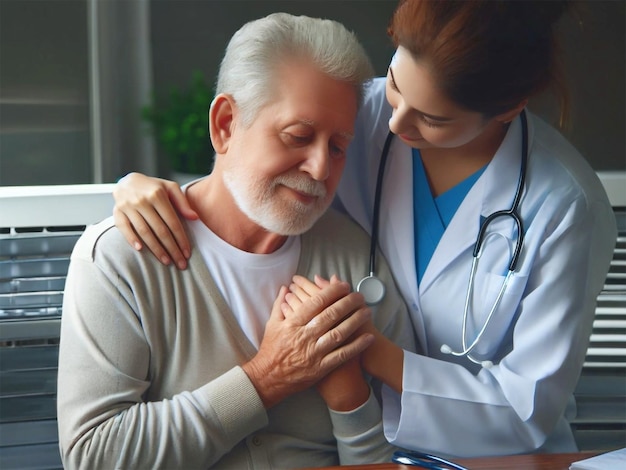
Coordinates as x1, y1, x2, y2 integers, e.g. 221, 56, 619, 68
329, 389, 395, 464
301, 208, 418, 464
57, 223, 268, 469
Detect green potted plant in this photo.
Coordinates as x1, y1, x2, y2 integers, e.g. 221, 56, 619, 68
142, 71, 215, 182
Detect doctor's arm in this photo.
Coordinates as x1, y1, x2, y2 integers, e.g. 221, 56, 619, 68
387, 195, 617, 457
113, 172, 194, 269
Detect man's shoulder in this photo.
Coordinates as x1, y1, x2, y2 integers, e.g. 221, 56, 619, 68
308, 208, 370, 246
72, 216, 137, 263
313, 207, 367, 230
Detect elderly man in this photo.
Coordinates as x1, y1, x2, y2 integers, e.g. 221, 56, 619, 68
57, 13, 414, 469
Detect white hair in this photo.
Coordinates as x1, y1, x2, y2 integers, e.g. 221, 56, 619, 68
216, 12, 374, 126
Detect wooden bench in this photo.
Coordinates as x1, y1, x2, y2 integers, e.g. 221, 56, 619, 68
0, 184, 623, 469
0, 185, 114, 470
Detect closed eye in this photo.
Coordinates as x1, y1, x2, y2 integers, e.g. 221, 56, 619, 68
329, 143, 346, 159
389, 67, 451, 129
420, 115, 443, 128
388, 68, 399, 92
282, 133, 311, 146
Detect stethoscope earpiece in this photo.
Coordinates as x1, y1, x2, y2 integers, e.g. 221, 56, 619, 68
441, 343, 493, 368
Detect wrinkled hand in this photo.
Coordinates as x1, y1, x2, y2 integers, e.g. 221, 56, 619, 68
113, 172, 198, 269
243, 280, 374, 409
284, 275, 371, 411
288, 275, 405, 392
291, 276, 405, 394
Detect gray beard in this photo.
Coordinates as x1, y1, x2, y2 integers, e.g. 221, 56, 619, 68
222, 169, 330, 236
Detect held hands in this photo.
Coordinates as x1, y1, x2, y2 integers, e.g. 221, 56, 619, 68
242, 280, 374, 409
290, 275, 405, 394
284, 275, 372, 411
113, 172, 197, 269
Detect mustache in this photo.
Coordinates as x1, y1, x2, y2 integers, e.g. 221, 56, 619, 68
273, 174, 327, 198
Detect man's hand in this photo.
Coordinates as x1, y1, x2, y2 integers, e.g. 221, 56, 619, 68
283, 275, 371, 411
242, 280, 374, 409
113, 172, 198, 269
289, 274, 404, 394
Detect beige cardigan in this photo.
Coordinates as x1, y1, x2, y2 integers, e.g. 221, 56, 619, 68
57, 209, 416, 469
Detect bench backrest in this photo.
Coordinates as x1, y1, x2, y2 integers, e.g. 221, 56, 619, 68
0, 183, 624, 469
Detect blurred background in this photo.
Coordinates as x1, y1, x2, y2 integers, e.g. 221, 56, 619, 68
0, 0, 624, 186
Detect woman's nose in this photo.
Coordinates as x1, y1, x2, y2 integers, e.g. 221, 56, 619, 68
388, 102, 412, 136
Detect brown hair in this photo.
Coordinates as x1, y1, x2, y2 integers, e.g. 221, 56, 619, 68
388, 0, 571, 126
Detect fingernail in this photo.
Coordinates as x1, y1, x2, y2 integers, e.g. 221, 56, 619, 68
184, 249, 191, 259
177, 260, 187, 270
161, 256, 170, 265
134, 242, 142, 251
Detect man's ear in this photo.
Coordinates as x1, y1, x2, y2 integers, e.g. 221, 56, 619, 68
495, 99, 529, 124
209, 93, 237, 153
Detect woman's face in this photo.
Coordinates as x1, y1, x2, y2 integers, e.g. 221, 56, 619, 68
385, 47, 493, 150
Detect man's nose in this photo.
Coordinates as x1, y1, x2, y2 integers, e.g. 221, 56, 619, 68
301, 144, 330, 181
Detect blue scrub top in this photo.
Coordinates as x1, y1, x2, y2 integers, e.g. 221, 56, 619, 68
413, 148, 486, 284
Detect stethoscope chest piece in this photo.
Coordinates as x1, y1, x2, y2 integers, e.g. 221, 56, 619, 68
357, 274, 386, 305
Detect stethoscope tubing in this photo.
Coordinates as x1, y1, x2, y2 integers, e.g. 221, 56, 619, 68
368, 130, 396, 277
356, 131, 395, 306
364, 110, 529, 365
448, 110, 529, 365
472, 109, 528, 271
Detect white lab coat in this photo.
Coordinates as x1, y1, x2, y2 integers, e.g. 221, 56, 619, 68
336, 78, 617, 457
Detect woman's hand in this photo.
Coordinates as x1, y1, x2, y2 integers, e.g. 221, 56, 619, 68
284, 275, 371, 411
113, 173, 198, 269
289, 275, 405, 394
243, 281, 374, 410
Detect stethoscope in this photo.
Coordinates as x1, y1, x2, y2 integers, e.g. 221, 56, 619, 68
357, 110, 529, 367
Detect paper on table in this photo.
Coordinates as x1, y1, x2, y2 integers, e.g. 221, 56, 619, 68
569, 448, 626, 470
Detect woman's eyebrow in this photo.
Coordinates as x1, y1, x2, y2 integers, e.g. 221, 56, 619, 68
388, 66, 454, 122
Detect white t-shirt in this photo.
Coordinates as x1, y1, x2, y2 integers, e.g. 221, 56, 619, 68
188, 219, 301, 348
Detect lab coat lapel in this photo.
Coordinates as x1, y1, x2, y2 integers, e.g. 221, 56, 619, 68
419, 116, 526, 294
380, 138, 420, 308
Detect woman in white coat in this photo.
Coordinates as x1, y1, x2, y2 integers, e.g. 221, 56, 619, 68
111, 0, 617, 458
